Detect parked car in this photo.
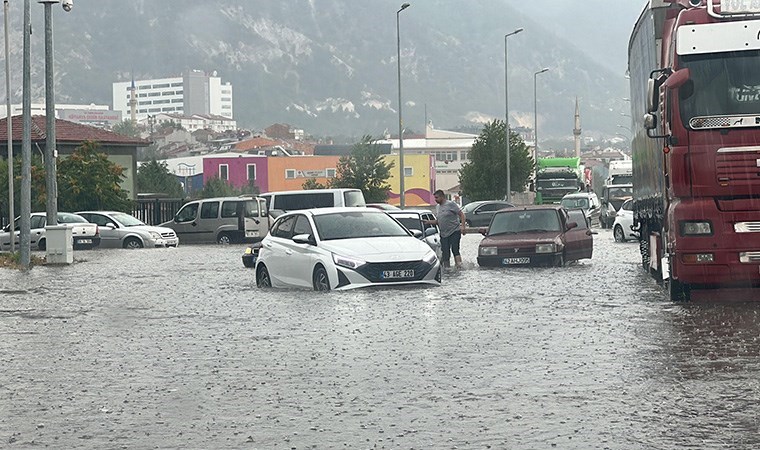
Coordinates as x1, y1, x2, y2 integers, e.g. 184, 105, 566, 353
462, 201, 515, 227
477, 205, 593, 267
612, 198, 638, 242
255, 207, 441, 291
385, 209, 442, 259
600, 184, 633, 229
0, 212, 100, 251
76, 211, 179, 248
560, 192, 601, 227
160, 196, 268, 244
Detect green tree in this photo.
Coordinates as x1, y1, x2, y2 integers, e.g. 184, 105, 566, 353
329, 135, 394, 203
137, 159, 184, 198
459, 120, 533, 201
302, 178, 327, 190
111, 120, 141, 138
199, 177, 238, 198
0, 156, 48, 219
57, 141, 133, 212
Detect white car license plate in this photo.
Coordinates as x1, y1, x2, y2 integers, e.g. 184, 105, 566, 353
502, 257, 530, 265
382, 269, 414, 279
79, 239, 92, 244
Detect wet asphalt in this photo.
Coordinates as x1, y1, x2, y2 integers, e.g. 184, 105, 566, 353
1, 230, 760, 449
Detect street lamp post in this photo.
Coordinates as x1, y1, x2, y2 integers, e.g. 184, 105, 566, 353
39, 0, 70, 226
396, 2, 410, 208
533, 68, 549, 167
4, 0, 13, 252
20, 0, 31, 268
504, 28, 523, 203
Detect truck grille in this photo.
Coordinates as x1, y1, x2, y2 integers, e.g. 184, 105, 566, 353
735, 222, 760, 233
716, 151, 760, 184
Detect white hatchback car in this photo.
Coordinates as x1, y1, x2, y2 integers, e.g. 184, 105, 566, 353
612, 199, 638, 242
255, 207, 441, 291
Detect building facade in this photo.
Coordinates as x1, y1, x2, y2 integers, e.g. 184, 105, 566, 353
113, 70, 233, 123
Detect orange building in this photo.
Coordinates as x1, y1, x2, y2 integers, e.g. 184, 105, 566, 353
265, 156, 341, 192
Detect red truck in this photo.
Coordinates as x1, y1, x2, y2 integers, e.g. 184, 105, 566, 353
629, 0, 760, 300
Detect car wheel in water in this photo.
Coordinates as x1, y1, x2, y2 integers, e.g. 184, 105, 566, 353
613, 225, 626, 242
256, 265, 272, 288
217, 233, 231, 245
123, 237, 144, 249
312, 266, 330, 292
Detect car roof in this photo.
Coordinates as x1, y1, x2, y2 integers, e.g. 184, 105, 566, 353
281, 206, 377, 217
498, 205, 563, 212
562, 193, 596, 199
386, 209, 433, 215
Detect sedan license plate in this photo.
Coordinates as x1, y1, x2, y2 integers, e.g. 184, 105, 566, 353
78, 239, 93, 244
502, 257, 530, 265
382, 269, 414, 279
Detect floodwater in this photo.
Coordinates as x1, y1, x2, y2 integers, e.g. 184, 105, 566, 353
1, 231, 760, 449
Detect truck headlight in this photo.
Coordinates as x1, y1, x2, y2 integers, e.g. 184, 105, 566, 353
333, 254, 366, 269
479, 246, 498, 256
680, 221, 713, 236
535, 243, 556, 254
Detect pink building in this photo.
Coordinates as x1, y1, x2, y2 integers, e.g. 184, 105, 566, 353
203, 155, 270, 192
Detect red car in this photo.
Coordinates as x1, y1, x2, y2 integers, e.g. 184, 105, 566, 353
477, 205, 593, 267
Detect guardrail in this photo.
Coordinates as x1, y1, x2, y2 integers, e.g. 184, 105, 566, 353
133, 198, 184, 226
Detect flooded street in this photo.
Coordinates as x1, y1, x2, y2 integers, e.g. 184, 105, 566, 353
2, 231, 760, 449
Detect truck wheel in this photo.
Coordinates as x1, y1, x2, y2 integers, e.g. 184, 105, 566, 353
613, 225, 626, 242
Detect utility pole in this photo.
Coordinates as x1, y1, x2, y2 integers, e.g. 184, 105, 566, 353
4, 0, 13, 252
20, 0, 31, 268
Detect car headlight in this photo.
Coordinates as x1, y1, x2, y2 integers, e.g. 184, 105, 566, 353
480, 246, 498, 256
423, 250, 438, 264
149, 231, 161, 239
333, 253, 366, 270
680, 221, 713, 236
535, 243, 556, 254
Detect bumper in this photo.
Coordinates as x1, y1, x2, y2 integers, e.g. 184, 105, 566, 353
153, 237, 179, 248
477, 252, 561, 267
331, 260, 441, 290
674, 250, 760, 287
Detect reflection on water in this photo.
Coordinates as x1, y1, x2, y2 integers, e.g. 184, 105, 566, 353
0, 232, 759, 448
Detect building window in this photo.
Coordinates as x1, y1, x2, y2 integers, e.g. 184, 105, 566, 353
222, 105, 232, 110
162, 107, 175, 112
404, 167, 413, 177
138, 93, 148, 98
247, 164, 256, 181
138, 109, 147, 113
326, 168, 336, 178
171, 82, 183, 87
148, 92, 161, 97
175, 90, 183, 95
285, 169, 296, 179
148, 108, 161, 113
221, 97, 232, 102
139, 101, 152, 106
172, 99, 183, 104
219, 164, 229, 180
162, 91, 175, 96
461, 151, 469, 160
152, 83, 170, 89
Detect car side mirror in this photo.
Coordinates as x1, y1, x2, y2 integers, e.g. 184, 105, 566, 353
292, 233, 316, 245
424, 227, 437, 237
410, 229, 423, 238
567, 221, 578, 230
480, 228, 488, 236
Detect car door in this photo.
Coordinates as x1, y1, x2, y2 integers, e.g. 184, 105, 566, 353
170, 202, 200, 243
263, 215, 296, 286
83, 213, 121, 248
285, 214, 319, 288
564, 209, 593, 261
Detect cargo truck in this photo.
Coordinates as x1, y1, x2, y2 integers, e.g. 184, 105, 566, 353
534, 157, 583, 204
629, 0, 760, 300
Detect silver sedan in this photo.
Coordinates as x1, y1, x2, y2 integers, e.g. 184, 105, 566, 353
76, 211, 179, 249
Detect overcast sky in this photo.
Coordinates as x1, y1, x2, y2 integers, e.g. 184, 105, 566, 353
516, 0, 649, 75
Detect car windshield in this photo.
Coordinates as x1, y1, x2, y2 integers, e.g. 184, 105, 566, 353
488, 209, 561, 235
560, 197, 589, 210
112, 212, 146, 227
389, 215, 423, 232
57, 213, 87, 224
313, 211, 409, 240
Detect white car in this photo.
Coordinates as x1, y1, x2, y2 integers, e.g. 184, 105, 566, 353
76, 211, 179, 248
255, 207, 441, 291
0, 212, 101, 251
612, 199, 638, 242
385, 209, 442, 259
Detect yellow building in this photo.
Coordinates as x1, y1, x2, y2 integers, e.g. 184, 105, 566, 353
384, 154, 435, 207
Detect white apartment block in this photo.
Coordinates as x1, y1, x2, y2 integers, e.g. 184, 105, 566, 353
113, 70, 233, 123
144, 113, 237, 133
0, 103, 110, 119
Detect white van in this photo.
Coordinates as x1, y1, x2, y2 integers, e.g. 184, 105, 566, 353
260, 188, 366, 216
160, 196, 268, 244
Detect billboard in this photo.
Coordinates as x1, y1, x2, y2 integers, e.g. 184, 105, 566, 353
60, 109, 123, 127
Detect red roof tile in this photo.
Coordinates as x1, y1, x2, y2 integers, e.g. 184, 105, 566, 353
0, 115, 150, 146
234, 136, 280, 152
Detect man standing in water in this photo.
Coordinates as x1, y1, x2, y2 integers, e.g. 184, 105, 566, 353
425, 190, 466, 268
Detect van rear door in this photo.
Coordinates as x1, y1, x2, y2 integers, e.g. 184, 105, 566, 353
241, 198, 268, 241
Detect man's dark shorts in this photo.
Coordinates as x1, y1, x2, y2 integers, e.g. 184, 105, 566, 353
440, 230, 462, 262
